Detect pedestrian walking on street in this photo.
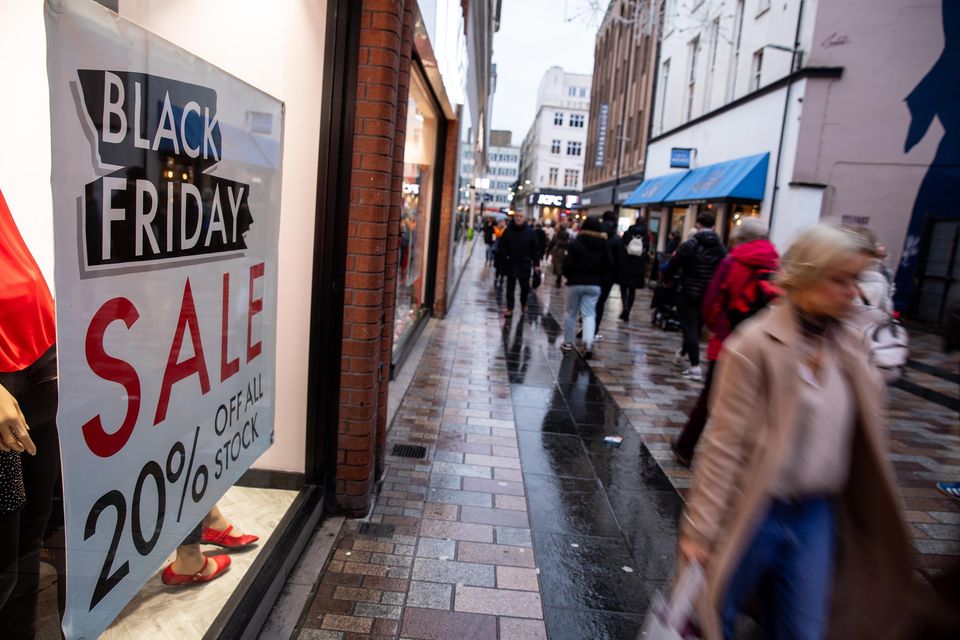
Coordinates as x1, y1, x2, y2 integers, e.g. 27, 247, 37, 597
678, 224, 918, 640
534, 222, 548, 268
662, 212, 726, 381
499, 211, 541, 317
671, 218, 781, 466
482, 218, 495, 265
561, 217, 613, 359
617, 216, 650, 322
593, 210, 621, 341
492, 219, 507, 286
547, 223, 572, 286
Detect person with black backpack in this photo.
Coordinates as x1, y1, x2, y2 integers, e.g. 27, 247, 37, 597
671, 218, 781, 466
618, 216, 649, 322
662, 212, 727, 381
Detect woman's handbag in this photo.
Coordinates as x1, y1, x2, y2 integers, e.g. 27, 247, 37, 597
638, 560, 704, 640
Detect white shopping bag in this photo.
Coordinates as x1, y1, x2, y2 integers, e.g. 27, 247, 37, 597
638, 560, 705, 640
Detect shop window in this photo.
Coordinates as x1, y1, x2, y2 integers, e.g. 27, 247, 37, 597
554, 111, 564, 126
566, 141, 583, 156
549, 167, 559, 186
397, 68, 440, 351
551, 139, 561, 154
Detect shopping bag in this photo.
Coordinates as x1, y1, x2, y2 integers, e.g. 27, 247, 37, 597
531, 269, 542, 289
637, 560, 704, 640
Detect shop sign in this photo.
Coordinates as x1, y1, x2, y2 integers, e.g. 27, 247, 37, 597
46, 3, 283, 638
536, 193, 564, 207
594, 103, 609, 167
565, 194, 580, 209
670, 147, 694, 168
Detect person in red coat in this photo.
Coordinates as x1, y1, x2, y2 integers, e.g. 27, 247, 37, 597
672, 218, 781, 466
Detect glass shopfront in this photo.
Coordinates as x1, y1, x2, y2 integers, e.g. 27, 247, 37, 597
394, 68, 441, 350
3, 2, 343, 639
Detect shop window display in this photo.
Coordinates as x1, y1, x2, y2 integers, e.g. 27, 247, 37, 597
394, 70, 439, 349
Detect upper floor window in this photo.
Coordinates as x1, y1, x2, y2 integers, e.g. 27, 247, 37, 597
548, 167, 559, 186
579, 87, 587, 97
568, 86, 577, 97
566, 141, 583, 156
569, 114, 585, 128
751, 48, 764, 91
563, 169, 579, 188
554, 112, 564, 126
551, 139, 561, 154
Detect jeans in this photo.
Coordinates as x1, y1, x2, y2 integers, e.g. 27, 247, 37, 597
595, 280, 614, 328
485, 244, 494, 264
722, 497, 837, 640
674, 360, 717, 459
506, 275, 531, 310
0, 346, 59, 639
678, 294, 703, 367
565, 285, 601, 350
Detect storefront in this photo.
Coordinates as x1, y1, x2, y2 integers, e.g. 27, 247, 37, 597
2, 1, 358, 638
391, 58, 457, 371
527, 190, 580, 224
624, 153, 769, 251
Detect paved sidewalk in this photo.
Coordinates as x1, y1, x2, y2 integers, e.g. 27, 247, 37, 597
295, 251, 959, 640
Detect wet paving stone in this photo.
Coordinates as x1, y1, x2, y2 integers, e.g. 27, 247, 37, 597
534, 532, 662, 614
543, 607, 647, 640
513, 406, 580, 435
517, 431, 596, 479
524, 473, 622, 539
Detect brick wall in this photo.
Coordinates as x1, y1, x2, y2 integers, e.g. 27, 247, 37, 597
336, 0, 409, 515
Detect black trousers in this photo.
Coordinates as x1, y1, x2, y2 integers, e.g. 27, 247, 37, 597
678, 295, 703, 367
674, 360, 717, 459
0, 346, 59, 639
506, 275, 530, 310
620, 286, 639, 318
595, 280, 614, 327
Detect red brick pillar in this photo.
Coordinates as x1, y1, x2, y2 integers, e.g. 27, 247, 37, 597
375, 0, 415, 481
336, 0, 405, 515
432, 105, 462, 318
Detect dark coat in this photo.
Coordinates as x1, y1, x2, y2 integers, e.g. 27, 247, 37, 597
618, 224, 650, 289
548, 229, 572, 275
600, 220, 621, 284
534, 227, 548, 259
483, 222, 495, 245
563, 230, 613, 287
499, 221, 541, 278
662, 229, 726, 299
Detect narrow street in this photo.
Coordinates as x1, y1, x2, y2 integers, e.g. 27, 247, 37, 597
294, 248, 960, 640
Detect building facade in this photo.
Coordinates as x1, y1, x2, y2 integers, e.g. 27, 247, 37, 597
625, 0, 953, 319
515, 66, 592, 221
581, 0, 659, 225
458, 129, 520, 214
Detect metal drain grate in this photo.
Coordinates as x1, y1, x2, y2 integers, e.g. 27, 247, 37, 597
357, 523, 396, 538
391, 443, 427, 459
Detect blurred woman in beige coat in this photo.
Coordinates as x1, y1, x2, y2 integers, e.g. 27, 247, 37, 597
678, 225, 917, 639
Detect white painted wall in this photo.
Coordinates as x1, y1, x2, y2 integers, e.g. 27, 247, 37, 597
0, 1, 55, 287
114, 0, 330, 474
654, 0, 812, 136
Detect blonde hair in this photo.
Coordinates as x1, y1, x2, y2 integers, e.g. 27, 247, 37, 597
780, 224, 872, 292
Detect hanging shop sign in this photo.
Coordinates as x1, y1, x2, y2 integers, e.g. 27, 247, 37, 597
670, 147, 694, 169
594, 103, 609, 167
45, 2, 283, 638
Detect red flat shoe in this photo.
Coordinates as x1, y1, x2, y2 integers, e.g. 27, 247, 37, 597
202, 525, 259, 549
161, 555, 231, 585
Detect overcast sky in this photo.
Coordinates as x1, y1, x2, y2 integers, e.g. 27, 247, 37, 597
491, 0, 600, 145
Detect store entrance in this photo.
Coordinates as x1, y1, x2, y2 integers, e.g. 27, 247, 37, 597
911, 215, 960, 323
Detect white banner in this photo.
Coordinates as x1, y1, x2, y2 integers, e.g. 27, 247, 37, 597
45, 2, 283, 637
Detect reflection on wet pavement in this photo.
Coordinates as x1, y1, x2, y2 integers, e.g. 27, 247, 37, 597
496, 289, 685, 640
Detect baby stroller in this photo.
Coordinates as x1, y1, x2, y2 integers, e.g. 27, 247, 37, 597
650, 279, 682, 331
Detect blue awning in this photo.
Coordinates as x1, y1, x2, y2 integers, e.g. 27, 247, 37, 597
623, 171, 689, 206
666, 153, 769, 203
